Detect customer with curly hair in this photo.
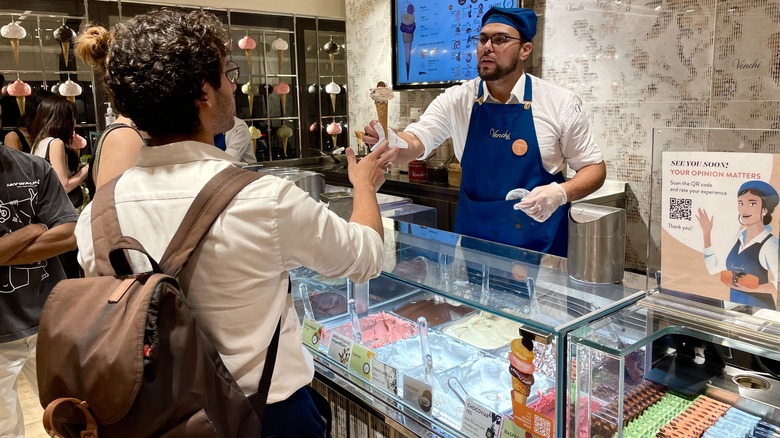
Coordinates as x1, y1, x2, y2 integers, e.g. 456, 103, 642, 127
73, 8, 397, 436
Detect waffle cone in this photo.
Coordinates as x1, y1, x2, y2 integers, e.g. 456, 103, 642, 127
330, 94, 337, 113
61, 42, 70, 66
328, 53, 335, 72
250, 139, 257, 158
282, 137, 289, 157
332, 135, 338, 148
375, 101, 388, 138
66, 96, 75, 103
10, 39, 19, 66
245, 49, 252, 73
248, 95, 254, 117
277, 50, 284, 72
16, 96, 25, 116
279, 94, 287, 115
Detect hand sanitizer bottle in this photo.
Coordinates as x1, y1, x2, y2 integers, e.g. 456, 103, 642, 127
104, 102, 116, 127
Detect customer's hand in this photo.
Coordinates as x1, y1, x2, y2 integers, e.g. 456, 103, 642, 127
347, 141, 399, 192
515, 182, 567, 222
74, 163, 90, 184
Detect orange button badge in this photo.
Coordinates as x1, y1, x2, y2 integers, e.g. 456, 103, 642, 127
512, 139, 528, 156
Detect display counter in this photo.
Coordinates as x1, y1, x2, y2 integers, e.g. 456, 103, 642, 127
294, 220, 644, 437
568, 292, 780, 437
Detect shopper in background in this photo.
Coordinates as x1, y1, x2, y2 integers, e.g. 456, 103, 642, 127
4, 90, 55, 153
0, 146, 79, 437
362, 7, 605, 257
75, 9, 397, 436
215, 115, 255, 163
29, 95, 88, 278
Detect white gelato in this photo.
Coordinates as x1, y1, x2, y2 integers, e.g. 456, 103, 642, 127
324, 81, 341, 95
1, 22, 26, 39
442, 313, 521, 350
58, 79, 82, 97
271, 37, 288, 51
370, 85, 394, 102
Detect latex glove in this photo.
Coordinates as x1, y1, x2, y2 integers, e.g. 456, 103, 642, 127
514, 182, 567, 222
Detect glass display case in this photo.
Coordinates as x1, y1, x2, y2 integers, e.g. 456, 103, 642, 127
568, 292, 780, 437
293, 221, 644, 437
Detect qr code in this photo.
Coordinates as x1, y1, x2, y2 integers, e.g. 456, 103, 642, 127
669, 197, 692, 221
534, 415, 552, 437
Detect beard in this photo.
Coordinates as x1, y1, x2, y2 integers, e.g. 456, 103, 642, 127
214, 84, 237, 134
478, 51, 521, 81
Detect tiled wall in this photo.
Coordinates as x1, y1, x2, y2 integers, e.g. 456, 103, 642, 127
346, 0, 780, 271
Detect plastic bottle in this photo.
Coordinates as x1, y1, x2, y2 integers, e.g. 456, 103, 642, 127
104, 102, 116, 127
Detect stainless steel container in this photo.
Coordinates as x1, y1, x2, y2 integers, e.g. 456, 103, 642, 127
567, 203, 626, 284
258, 167, 325, 200
320, 191, 353, 220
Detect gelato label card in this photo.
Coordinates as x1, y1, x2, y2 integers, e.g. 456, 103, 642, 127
327, 332, 353, 367
461, 397, 503, 438
301, 318, 324, 350
370, 358, 398, 395
402, 374, 433, 416
349, 343, 376, 380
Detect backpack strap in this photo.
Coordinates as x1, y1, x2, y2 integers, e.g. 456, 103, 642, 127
159, 166, 262, 277
43, 397, 99, 438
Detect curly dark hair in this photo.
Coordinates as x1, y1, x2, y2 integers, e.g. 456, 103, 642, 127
80, 9, 229, 138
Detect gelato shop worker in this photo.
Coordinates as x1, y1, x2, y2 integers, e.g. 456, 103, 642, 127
364, 7, 605, 256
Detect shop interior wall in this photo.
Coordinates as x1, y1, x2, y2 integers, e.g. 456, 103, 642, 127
127, 0, 346, 18
345, 0, 780, 273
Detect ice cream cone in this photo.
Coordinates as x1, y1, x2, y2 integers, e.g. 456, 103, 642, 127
245, 49, 252, 70
328, 53, 335, 72
331, 135, 338, 147
10, 38, 19, 66
279, 94, 286, 115
403, 38, 413, 80
248, 95, 254, 116
277, 50, 284, 72
66, 96, 75, 103
330, 93, 337, 113
282, 137, 289, 157
16, 96, 25, 116
61, 41, 70, 66
375, 101, 388, 138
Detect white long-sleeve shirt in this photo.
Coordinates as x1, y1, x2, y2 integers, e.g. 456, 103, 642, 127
224, 116, 255, 163
75, 141, 384, 403
405, 73, 603, 174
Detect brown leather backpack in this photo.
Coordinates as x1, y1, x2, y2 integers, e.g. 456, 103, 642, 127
36, 167, 279, 437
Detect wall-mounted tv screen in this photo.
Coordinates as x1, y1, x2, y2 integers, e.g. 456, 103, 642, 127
392, 0, 520, 90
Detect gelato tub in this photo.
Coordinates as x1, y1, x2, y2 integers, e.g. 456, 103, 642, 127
393, 298, 474, 327
293, 291, 347, 321
441, 313, 521, 350
322, 312, 417, 350
374, 331, 481, 373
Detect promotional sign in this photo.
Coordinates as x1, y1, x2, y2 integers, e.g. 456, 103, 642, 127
661, 151, 780, 310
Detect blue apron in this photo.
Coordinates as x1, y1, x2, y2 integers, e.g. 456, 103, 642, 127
454, 77, 569, 257
725, 234, 776, 309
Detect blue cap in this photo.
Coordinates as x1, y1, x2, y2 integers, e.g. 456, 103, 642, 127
482, 7, 538, 41
738, 180, 779, 211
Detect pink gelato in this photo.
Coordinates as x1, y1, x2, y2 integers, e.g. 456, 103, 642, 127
273, 82, 290, 95
309, 121, 319, 133
6, 79, 30, 97
237, 35, 256, 50
72, 134, 87, 150
323, 312, 417, 350
326, 121, 342, 136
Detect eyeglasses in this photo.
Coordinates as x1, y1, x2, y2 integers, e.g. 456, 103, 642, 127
470, 34, 523, 47
224, 61, 240, 84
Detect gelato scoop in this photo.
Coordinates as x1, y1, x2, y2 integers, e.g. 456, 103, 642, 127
53, 24, 74, 66
323, 38, 340, 72
59, 79, 82, 102
271, 37, 288, 72
325, 81, 341, 113
370, 82, 394, 138
1, 21, 26, 66
7, 80, 31, 116
241, 82, 259, 116
309, 121, 319, 133
307, 84, 318, 94
273, 82, 290, 115
327, 121, 342, 147
238, 35, 256, 72
277, 123, 293, 157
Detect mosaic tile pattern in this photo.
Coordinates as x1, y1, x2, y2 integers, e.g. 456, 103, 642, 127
347, 0, 780, 272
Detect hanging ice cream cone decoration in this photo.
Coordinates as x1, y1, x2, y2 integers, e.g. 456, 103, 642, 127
271, 37, 288, 73
277, 124, 293, 158
2, 17, 26, 67
324, 80, 341, 114
323, 37, 340, 73
238, 34, 256, 73
326, 120, 342, 148
53, 21, 74, 67
59, 78, 82, 103
273, 82, 290, 116
370, 81, 394, 138
7, 79, 30, 116
248, 125, 261, 158
241, 81, 259, 117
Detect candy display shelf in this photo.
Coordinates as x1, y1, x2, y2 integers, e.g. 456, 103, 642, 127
293, 220, 644, 437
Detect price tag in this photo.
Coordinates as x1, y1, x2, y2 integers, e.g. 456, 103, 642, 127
326, 332, 353, 366
301, 317, 324, 350
402, 374, 433, 415
349, 343, 376, 380
461, 397, 503, 438
370, 358, 398, 395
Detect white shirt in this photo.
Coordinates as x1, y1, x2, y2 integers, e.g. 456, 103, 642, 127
224, 116, 255, 163
703, 225, 779, 286
75, 141, 384, 403
405, 73, 603, 174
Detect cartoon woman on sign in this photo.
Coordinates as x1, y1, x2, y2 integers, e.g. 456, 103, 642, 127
696, 180, 779, 309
